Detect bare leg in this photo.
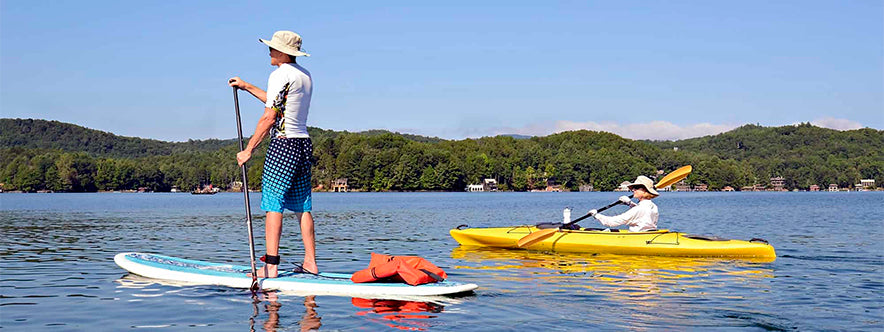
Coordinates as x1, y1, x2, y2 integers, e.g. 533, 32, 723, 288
251, 211, 283, 278
296, 212, 317, 273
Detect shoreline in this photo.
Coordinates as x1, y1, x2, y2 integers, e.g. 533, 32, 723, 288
2, 189, 881, 194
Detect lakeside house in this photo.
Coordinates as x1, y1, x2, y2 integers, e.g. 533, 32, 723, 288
537, 184, 562, 192
810, 185, 820, 192
483, 179, 499, 192
467, 178, 499, 192
579, 184, 594, 192
675, 181, 691, 192
828, 184, 839, 192
333, 178, 349, 192
615, 181, 632, 192
693, 183, 708, 192
191, 185, 216, 194
722, 186, 735, 192
770, 177, 786, 191
860, 179, 875, 190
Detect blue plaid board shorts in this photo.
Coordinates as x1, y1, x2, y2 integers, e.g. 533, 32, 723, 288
260, 138, 313, 213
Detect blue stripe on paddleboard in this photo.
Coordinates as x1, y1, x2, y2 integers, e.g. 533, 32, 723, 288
123, 253, 468, 288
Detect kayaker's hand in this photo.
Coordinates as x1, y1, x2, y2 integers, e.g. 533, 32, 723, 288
619, 196, 634, 206
588, 209, 598, 217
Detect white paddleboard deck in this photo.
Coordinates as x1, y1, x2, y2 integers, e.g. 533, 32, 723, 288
114, 252, 478, 298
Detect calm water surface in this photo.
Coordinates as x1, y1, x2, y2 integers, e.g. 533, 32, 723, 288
2, 192, 882, 330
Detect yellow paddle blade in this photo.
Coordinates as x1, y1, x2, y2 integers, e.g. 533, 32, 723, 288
655, 165, 692, 189
516, 228, 559, 248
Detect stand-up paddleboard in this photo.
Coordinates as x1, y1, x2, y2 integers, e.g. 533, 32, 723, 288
114, 252, 478, 297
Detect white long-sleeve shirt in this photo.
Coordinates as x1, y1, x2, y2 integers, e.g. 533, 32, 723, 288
593, 200, 658, 232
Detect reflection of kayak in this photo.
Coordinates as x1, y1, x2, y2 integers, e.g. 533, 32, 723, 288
450, 246, 776, 275
450, 226, 775, 260
114, 252, 478, 298
449, 246, 775, 300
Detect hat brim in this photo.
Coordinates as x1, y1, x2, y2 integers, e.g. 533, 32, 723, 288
259, 38, 310, 57
628, 182, 660, 196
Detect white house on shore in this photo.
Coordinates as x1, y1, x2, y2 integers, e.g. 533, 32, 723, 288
467, 178, 498, 192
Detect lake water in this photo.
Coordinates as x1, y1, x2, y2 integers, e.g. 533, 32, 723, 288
2, 192, 882, 330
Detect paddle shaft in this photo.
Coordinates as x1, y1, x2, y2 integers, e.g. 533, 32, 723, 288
567, 194, 633, 225
233, 87, 259, 290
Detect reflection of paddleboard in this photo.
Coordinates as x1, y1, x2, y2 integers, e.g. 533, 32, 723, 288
114, 252, 478, 297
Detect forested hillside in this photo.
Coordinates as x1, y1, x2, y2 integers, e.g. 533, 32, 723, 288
651, 123, 883, 162
0, 118, 236, 158
2, 118, 881, 192
650, 123, 884, 189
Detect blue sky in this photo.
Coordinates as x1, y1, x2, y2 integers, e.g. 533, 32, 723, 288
2, 1, 881, 141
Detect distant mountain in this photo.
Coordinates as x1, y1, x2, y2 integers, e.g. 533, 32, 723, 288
0, 118, 447, 157
357, 129, 445, 143
649, 123, 884, 161
0, 118, 238, 158
499, 134, 532, 140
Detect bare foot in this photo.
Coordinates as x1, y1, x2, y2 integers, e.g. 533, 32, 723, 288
248, 264, 278, 278
301, 261, 318, 274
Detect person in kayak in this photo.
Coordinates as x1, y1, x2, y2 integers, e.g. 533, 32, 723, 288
228, 30, 316, 277
588, 175, 659, 232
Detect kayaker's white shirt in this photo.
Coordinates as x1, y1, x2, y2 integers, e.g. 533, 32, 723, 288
265, 63, 312, 138
594, 200, 658, 232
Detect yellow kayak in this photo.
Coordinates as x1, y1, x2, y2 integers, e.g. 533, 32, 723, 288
450, 225, 776, 260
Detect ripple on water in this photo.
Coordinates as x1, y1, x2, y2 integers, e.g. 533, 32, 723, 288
2, 192, 883, 330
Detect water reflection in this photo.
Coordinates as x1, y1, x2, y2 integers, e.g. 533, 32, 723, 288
116, 274, 449, 331
251, 291, 321, 332
116, 275, 323, 331
451, 246, 774, 302
351, 298, 443, 331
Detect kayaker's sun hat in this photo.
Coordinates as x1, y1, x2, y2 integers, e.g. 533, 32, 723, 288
259, 30, 310, 57
628, 175, 659, 196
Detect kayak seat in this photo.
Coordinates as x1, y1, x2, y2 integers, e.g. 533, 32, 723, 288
534, 222, 581, 230
581, 228, 620, 232
683, 234, 729, 241
535, 222, 560, 229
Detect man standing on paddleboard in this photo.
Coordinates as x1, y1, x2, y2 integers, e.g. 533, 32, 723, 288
228, 30, 316, 277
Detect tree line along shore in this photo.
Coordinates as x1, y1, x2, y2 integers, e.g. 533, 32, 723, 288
1, 119, 881, 193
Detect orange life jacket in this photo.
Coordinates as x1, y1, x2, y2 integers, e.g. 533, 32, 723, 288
350, 253, 447, 286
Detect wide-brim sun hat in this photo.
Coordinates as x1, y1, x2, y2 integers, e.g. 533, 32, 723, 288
627, 175, 659, 196
259, 30, 310, 57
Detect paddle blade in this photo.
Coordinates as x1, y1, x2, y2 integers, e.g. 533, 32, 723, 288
516, 228, 558, 248
655, 165, 692, 189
